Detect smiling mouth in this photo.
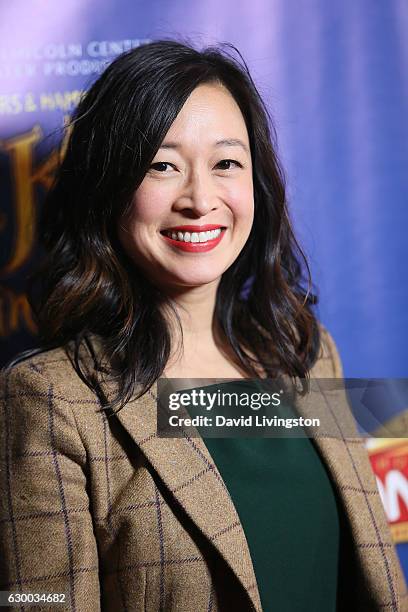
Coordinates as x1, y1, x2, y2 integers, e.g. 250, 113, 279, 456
160, 227, 227, 243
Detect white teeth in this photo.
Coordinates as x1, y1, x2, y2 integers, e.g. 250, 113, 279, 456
164, 228, 223, 243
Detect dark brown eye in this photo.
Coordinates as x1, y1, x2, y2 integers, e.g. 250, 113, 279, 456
150, 162, 173, 172
215, 159, 242, 170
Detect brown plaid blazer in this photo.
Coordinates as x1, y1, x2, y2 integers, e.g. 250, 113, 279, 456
1, 326, 407, 611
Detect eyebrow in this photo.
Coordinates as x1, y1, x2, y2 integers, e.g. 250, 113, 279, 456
159, 138, 249, 154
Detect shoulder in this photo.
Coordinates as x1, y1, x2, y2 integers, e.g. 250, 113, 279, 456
3, 345, 71, 374
0, 344, 105, 471
310, 323, 344, 378
2, 346, 68, 388
1, 344, 98, 406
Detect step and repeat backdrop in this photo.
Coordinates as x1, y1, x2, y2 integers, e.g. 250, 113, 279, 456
1, 0, 407, 576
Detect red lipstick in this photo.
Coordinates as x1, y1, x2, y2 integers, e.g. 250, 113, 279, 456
160, 226, 227, 253
162, 224, 225, 232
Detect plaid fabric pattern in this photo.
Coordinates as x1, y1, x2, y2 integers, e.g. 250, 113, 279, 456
1, 325, 407, 611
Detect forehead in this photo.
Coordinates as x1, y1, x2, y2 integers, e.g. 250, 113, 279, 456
163, 82, 249, 144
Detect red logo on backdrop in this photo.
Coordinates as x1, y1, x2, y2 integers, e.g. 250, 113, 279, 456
366, 439, 408, 543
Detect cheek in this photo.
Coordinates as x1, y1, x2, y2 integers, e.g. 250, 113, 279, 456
117, 191, 157, 256
226, 180, 254, 223
128, 183, 170, 226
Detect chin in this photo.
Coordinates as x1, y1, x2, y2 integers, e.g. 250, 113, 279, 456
160, 271, 223, 289
175, 276, 222, 287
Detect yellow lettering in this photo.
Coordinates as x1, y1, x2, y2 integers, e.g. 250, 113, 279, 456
1, 126, 42, 274
24, 92, 37, 112
0, 286, 37, 336
40, 92, 55, 110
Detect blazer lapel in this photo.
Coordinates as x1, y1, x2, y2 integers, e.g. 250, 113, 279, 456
293, 376, 400, 606
111, 379, 263, 612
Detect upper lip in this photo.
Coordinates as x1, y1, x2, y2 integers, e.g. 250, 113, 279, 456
161, 224, 226, 232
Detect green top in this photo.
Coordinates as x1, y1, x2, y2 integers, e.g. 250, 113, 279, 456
184, 380, 341, 612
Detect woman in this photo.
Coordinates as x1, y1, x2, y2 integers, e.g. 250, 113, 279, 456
0, 40, 406, 611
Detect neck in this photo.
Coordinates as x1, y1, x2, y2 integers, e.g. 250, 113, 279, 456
160, 280, 224, 352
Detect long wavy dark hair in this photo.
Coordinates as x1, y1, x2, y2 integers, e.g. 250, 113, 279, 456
17, 39, 321, 412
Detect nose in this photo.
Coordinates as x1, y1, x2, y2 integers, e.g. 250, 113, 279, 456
174, 168, 219, 216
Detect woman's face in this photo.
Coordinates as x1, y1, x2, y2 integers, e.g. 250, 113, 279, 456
117, 82, 254, 293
